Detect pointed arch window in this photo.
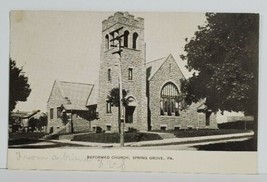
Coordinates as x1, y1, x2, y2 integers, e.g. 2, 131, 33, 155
105, 34, 109, 50
132, 32, 138, 49
124, 30, 129, 48
160, 82, 180, 116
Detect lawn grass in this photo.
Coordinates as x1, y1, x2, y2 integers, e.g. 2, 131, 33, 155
218, 120, 254, 130
55, 129, 251, 143
195, 138, 256, 151
9, 132, 45, 140
72, 132, 163, 143
9, 138, 42, 145
152, 129, 251, 138
9, 132, 45, 146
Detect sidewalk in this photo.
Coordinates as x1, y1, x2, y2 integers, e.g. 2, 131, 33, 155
50, 130, 254, 148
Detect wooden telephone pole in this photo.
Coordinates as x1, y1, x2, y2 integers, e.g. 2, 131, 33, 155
110, 27, 125, 147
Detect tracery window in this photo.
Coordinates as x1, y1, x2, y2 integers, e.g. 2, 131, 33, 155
160, 82, 180, 116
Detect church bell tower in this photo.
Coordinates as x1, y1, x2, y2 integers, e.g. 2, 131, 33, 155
97, 12, 147, 132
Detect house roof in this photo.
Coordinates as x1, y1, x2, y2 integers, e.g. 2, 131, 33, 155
197, 103, 208, 111
86, 79, 98, 106
11, 110, 40, 119
57, 81, 94, 110
196, 100, 213, 112
146, 57, 166, 81
146, 54, 186, 81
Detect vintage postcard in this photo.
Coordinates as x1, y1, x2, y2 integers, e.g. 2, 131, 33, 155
8, 11, 258, 173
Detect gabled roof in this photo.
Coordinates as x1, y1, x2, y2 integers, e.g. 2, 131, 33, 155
52, 80, 94, 111
86, 78, 98, 106
197, 103, 208, 112
146, 54, 185, 81
146, 57, 166, 81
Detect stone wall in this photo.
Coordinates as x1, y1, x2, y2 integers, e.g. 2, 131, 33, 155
71, 112, 92, 132
46, 81, 66, 133
227, 116, 254, 122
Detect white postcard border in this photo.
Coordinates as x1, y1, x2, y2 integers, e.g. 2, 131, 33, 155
1, 0, 267, 178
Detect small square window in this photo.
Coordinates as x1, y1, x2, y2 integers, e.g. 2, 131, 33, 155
92, 126, 96, 132
106, 125, 111, 131
160, 126, 167, 131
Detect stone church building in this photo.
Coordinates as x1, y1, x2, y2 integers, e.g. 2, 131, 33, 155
47, 12, 217, 134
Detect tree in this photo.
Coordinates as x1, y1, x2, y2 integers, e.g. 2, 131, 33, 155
28, 113, 48, 132
181, 13, 259, 150
180, 13, 259, 117
36, 113, 48, 131
107, 87, 128, 133
9, 58, 31, 112
28, 118, 38, 132
107, 87, 128, 107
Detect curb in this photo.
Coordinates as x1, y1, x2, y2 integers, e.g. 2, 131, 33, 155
129, 133, 254, 147
51, 131, 254, 148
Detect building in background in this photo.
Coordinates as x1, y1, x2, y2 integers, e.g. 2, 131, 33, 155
9, 110, 40, 133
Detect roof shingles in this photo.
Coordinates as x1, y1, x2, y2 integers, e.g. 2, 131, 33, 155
146, 57, 166, 81
58, 81, 94, 111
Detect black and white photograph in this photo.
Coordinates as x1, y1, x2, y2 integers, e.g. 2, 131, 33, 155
7, 10, 259, 173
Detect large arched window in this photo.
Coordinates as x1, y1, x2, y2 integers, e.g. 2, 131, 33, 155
124, 30, 129, 48
105, 34, 109, 50
132, 32, 138, 49
160, 82, 180, 116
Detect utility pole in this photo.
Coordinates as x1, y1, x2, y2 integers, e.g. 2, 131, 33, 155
110, 27, 125, 147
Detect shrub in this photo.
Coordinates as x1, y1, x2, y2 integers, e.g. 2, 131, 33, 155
72, 132, 162, 143
126, 127, 139, 133
96, 126, 102, 133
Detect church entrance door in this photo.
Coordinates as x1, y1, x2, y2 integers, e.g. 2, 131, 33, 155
125, 106, 135, 123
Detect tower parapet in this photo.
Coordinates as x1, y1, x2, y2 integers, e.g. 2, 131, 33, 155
102, 12, 144, 31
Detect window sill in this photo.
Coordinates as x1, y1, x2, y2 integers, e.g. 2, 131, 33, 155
104, 113, 112, 116
104, 47, 116, 53
160, 114, 178, 117
123, 47, 141, 52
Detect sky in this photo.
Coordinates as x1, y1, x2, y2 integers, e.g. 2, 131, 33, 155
10, 11, 207, 112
